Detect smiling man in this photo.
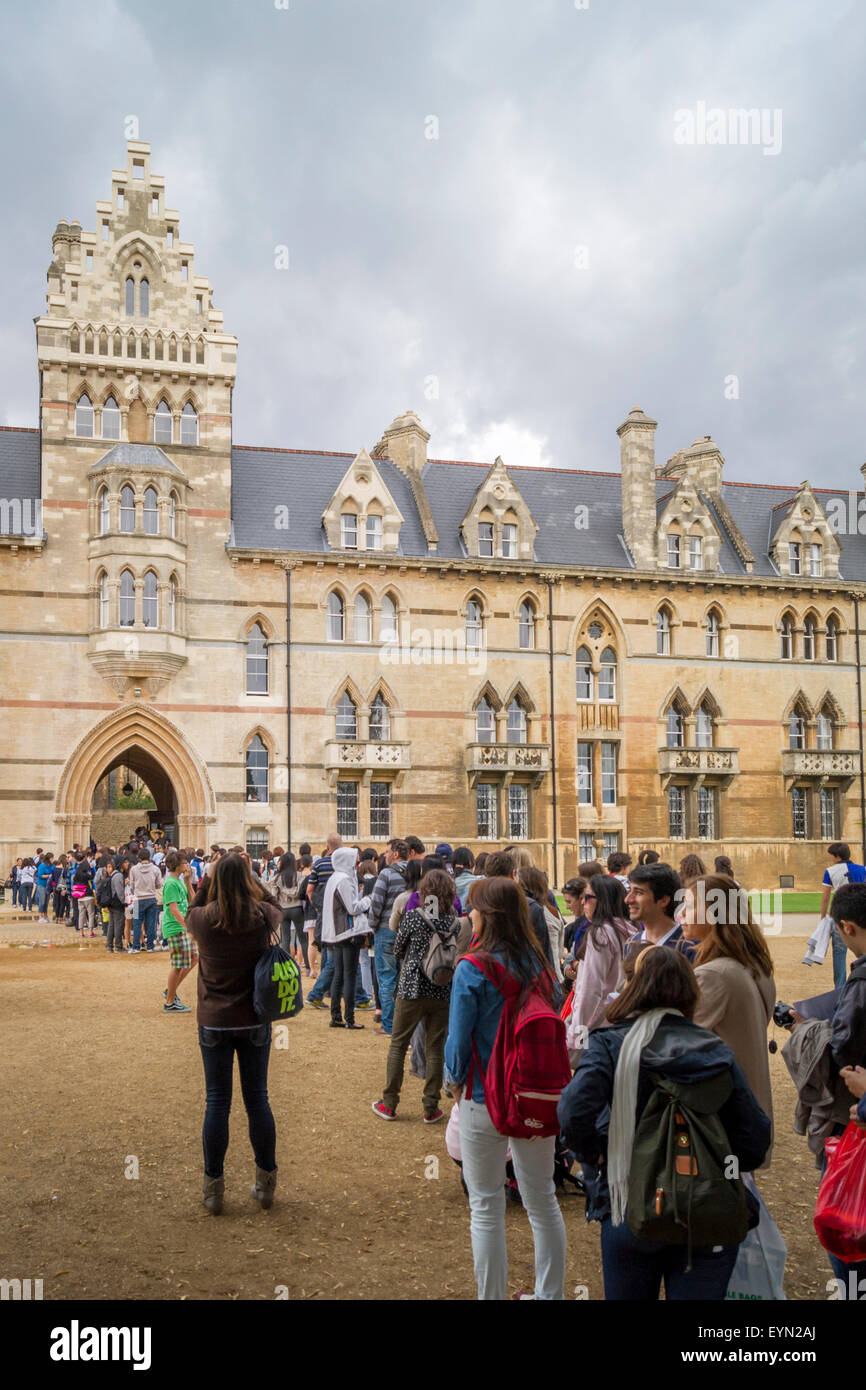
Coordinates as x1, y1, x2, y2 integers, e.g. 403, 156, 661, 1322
624, 862, 695, 964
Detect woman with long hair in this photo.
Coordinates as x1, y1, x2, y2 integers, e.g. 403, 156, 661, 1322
274, 852, 307, 969
518, 865, 565, 982
684, 873, 776, 1161
564, 874, 635, 1057
186, 853, 283, 1215
558, 946, 770, 1300
444, 875, 567, 1300
678, 853, 707, 885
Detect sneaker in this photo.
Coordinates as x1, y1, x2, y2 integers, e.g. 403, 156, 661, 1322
371, 1101, 396, 1121
308, 999, 327, 1010
163, 999, 191, 1013
423, 1108, 444, 1124
355, 1001, 374, 1011
163, 989, 182, 1002
130, 948, 141, 954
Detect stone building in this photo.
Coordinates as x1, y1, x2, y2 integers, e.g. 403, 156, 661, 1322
1, 141, 865, 886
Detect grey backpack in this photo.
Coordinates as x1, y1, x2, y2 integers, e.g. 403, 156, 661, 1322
419, 896, 460, 988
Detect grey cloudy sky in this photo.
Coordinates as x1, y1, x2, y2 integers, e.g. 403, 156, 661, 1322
1, 0, 864, 488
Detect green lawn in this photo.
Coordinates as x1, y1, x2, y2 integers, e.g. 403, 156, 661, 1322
747, 890, 821, 914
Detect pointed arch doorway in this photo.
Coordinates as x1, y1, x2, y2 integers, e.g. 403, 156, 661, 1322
55, 705, 216, 848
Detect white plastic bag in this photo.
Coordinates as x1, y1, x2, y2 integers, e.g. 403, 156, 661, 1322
725, 1175, 787, 1301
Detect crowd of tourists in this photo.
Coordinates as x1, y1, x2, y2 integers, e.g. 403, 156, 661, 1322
6, 832, 866, 1300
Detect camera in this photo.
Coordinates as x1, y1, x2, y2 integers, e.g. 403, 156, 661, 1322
773, 1001, 795, 1029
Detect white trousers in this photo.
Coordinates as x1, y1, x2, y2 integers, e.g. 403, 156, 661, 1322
459, 1097, 566, 1300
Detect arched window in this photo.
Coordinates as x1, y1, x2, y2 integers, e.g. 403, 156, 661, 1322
327, 592, 344, 642
380, 593, 398, 643
803, 615, 816, 661
139, 278, 149, 317
817, 707, 834, 751
75, 393, 93, 438
336, 692, 357, 740
476, 695, 495, 744
119, 485, 135, 533
575, 645, 593, 701
599, 647, 617, 702
518, 601, 535, 650
706, 610, 720, 657
695, 702, 714, 748
246, 622, 268, 694
826, 617, 839, 662
245, 734, 269, 803
180, 402, 198, 445
142, 570, 158, 628
98, 487, 110, 535
168, 577, 177, 633
125, 277, 135, 316
353, 593, 372, 643
119, 569, 135, 627
466, 599, 483, 651
780, 613, 794, 660
788, 706, 807, 750
656, 608, 671, 656
507, 697, 527, 745
666, 704, 685, 748
143, 487, 159, 535
370, 693, 391, 742
168, 492, 177, 539
154, 401, 172, 444
102, 395, 120, 440
98, 572, 109, 629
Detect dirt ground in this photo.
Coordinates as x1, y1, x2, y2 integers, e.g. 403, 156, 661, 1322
0, 934, 845, 1301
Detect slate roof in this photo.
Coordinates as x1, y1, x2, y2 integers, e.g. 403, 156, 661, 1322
2, 426, 865, 579
89, 443, 185, 475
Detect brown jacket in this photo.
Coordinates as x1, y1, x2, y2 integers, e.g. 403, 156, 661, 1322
187, 898, 282, 1028
694, 956, 776, 1164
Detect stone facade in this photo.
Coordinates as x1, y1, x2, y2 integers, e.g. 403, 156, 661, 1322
1, 141, 864, 889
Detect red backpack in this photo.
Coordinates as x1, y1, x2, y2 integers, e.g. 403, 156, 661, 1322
464, 953, 572, 1138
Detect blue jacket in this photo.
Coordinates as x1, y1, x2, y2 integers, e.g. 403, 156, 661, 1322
557, 1013, 771, 1222
444, 951, 546, 1103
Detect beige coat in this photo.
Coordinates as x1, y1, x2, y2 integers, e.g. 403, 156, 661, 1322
694, 956, 776, 1164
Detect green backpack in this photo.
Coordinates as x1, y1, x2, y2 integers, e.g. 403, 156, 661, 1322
626, 1070, 749, 1265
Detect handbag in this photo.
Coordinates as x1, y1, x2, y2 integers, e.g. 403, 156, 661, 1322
725, 1174, 787, 1300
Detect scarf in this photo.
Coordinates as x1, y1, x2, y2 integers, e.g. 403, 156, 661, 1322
608, 1007, 682, 1227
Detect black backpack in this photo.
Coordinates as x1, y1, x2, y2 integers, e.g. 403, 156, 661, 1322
626, 1070, 749, 1266
254, 937, 304, 1021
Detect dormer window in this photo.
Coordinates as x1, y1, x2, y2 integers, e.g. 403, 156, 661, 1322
502, 523, 518, 559
810, 543, 823, 577
667, 534, 681, 569
478, 522, 494, 558
789, 542, 802, 575
341, 513, 357, 549
689, 534, 703, 570
366, 514, 383, 550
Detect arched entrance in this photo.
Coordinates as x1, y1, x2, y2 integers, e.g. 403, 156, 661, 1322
55, 704, 216, 848
91, 747, 179, 846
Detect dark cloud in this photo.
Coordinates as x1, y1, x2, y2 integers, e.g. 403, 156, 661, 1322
1, 0, 864, 486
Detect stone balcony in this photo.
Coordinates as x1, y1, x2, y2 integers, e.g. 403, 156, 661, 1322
323, 739, 411, 788
465, 742, 551, 788
88, 628, 187, 698
658, 746, 739, 790
781, 748, 861, 790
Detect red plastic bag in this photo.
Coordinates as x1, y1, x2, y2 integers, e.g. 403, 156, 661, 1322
814, 1122, 866, 1263
560, 987, 574, 1022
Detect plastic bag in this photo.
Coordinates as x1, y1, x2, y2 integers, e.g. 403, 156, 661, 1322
725, 1175, 787, 1300
803, 915, 834, 967
814, 1122, 866, 1262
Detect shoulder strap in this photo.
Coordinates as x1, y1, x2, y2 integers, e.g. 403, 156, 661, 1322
461, 952, 519, 997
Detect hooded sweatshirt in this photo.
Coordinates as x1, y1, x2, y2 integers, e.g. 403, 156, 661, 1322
558, 1014, 771, 1221
322, 847, 372, 944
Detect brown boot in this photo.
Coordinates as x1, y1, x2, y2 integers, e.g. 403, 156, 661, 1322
202, 1175, 224, 1215
251, 1167, 277, 1210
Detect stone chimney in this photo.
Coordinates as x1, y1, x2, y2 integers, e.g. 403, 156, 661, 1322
372, 409, 430, 476
617, 407, 658, 569
659, 435, 724, 495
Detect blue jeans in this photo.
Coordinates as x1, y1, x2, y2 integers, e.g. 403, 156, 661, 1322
199, 1024, 276, 1178
375, 928, 398, 1034
832, 926, 849, 990
35, 884, 50, 914
20, 883, 34, 912
133, 898, 158, 951
600, 1218, 740, 1300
